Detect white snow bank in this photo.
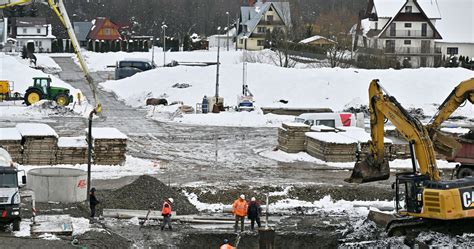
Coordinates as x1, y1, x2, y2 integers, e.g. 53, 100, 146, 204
184, 192, 226, 213
58, 136, 87, 148
169, 111, 295, 127
88, 127, 128, 140
18, 156, 161, 180
15, 54, 62, 74
16, 123, 58, 137
441, 127, 471, 134
0, 128, 22, 140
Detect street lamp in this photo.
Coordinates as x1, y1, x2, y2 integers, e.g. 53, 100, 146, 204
151, 21, 157, 66
215, 26, 222, 99
226, 11, 230, 51
161, 23, 168, 67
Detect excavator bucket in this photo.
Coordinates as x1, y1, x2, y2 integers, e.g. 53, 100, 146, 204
345, 157, 390, 183
431, 130, 462, 158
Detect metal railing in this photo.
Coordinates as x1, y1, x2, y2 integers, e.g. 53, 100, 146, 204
384, 46, 441, 54
386, 30, 433, 38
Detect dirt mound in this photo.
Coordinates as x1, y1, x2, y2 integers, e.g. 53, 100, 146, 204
100, 175, 198, 215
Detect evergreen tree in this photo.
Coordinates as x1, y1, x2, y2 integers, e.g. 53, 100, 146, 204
121, 40, 127, 52
87, 40, 94, 51
58, 38, 64, 53
143, 40, 149, 52
128, 40, 134, 52
95, 40, 100, 52
183, 34, 191, 51
52, 40, 58, 53
104, 40, 111, 52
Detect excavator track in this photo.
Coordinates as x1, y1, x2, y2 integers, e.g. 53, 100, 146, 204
387, 218, 474, 237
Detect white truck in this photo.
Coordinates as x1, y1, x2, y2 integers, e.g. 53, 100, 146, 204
0, 148, 26, 231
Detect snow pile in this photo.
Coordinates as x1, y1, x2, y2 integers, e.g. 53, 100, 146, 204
18, 156, 162, 180
15, 54, 62, 74
0, 128, 22, 140
441, 127, 471, 134
169, 111, 295, 127
38, 233, 60, 240
184, 192, 226, 213
268, 195, 393, 216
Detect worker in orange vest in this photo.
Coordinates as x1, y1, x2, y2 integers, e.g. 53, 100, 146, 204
232, 194, 248, 232
161, 197, 173, 231
220, 239, 236, 249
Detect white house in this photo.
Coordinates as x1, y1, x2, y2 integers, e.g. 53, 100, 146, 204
237, 0, 291, 51
434, 0, 474, 60
13, 17, 55, 53
352, 0, 443, 68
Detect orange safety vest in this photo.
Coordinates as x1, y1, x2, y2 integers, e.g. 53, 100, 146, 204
162, 201, 172, 215
232, 199, 248, 217
220, 244, 235, 249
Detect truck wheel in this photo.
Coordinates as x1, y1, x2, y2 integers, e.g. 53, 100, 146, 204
24, 89, 42, 106
457, 166, 474, 179
12, 219, 20, 231
55, 93, 70, 106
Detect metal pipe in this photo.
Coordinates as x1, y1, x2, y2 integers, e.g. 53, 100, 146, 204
86, 109, 96, 201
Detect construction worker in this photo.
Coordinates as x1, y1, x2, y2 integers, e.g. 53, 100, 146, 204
161, 197, 173, 231
89, 187, 99, 219
232, 194, 248, 232
247, 197, 262, 230
220, 239, 236, 249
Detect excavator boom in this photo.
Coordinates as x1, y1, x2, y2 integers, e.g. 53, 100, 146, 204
347, 80, 440, 183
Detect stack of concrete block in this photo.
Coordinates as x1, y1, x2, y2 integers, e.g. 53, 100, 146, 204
57, 137, 88, 165
88, 128, 127, 165
16, 123, 58, 165
278, 123, 311, 153
0, 128, 23, 164
305, 132, 357, 162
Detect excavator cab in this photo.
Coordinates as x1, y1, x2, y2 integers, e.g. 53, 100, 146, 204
394, 173, 429, 214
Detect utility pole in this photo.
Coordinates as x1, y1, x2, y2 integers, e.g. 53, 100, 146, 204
226, 12, 230, 51
162, 23, 167, 67
215, 26, 221, 99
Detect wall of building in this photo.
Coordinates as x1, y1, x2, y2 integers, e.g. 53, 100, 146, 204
436, 42, 474, 59
17, 38, 52, 52
16, 26, 48, 36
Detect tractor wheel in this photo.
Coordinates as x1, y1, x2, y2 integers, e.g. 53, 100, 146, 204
55, 93, 70, 106
24, 89, 42, 106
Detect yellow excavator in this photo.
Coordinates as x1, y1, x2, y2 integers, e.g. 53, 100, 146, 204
426, 78, 474, 178
0, 0, 101, 112
346, 79, 474, 236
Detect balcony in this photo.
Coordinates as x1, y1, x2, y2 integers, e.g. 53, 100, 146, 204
384, 46, 442, 55
386, 30, 434, 38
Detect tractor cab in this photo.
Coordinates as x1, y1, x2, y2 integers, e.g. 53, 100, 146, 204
24, 77, 73, 106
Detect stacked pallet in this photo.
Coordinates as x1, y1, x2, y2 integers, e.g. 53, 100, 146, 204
16, 123, 58, 165
305, 132, 357, 162
88, 128, 128, 165
278, 123, 311, 153
57, 137, 88, 165
0, 128, 23, 164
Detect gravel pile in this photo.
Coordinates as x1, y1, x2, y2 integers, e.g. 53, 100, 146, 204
99, 175, 198, 215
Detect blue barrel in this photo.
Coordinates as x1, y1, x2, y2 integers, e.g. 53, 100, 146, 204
202, 95, 209, 114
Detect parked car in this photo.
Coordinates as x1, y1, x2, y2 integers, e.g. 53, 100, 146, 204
294, 112, 361, 128
115, 59, 156, 80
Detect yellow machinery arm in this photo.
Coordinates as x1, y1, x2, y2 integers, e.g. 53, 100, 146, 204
429, 78, 474, 131
347, 79, 440, 183
1, 0, 100, 111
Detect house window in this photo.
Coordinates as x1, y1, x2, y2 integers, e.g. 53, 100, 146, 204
267, 15, 273, 22
447, 47, 459, 55
421, 23, 427, 37
375, 22, 378, 30
257, 40, 264, 46
405, 6, 412, 13
404, 23, 412, 28
240, 39, 243, 44
257, 27, 265, 33
104, 28, 111, 35
389, 23, 396, 36
23, 28, 27, 34
404, 40, 411, 45
38, 41, 42, 47
37, 28, 41, 34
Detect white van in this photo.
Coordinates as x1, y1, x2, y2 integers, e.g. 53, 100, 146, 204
295, 112, 362, 128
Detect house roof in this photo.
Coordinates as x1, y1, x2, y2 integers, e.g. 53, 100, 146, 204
299, 35, 335, 44
73, 22, 93, 41
373, 0, 441, 19
435, 0, 474, 43
88, 17, 121, 40
238, 1, 291, 38
15, 17, 47, 27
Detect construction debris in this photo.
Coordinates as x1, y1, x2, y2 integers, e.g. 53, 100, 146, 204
88, 128, 127, 165
0, 128, 23, 164
99, 175, 198, 215
278, 123, 311, 153
56, 137, 88, 165
16, 123, 58, 165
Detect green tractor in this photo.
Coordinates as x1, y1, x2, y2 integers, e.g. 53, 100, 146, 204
24, 77, 73, 106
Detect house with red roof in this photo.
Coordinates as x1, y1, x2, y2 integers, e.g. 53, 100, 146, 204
89, 17, 121, 41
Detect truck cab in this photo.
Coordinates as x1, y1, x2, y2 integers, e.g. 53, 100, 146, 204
0, 148, 25, 231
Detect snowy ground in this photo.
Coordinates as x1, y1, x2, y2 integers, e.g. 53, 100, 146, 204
0, 53, 91, 116
88, 49, 473, 127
